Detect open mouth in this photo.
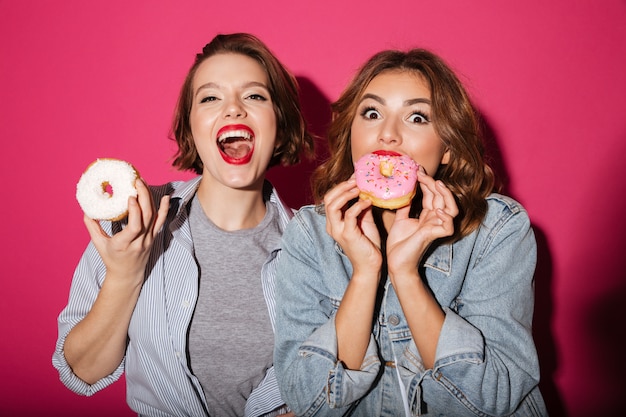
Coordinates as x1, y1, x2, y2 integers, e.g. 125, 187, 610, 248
217, 125, 255, 165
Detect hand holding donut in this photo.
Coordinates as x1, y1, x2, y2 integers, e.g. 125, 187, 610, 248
77, 159, 170, 283
84, 178, 170, 282
386, 167, 458, 279
323, 177, 383, 275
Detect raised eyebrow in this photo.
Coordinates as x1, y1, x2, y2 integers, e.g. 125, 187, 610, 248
404, 98, 432, 106
360, 93, 385, 105
359, 94, 431, 107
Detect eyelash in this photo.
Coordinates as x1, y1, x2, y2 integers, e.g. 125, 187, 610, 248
359, 106, 431, 123
200, 93, 267, 103
409, 111, 431, 124
247, 93, 267, 101
360, 106, 380, 119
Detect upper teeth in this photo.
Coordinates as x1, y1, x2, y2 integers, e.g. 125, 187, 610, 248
218, 129, 252, 142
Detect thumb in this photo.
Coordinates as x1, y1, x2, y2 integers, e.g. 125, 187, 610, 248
394, 205, 411, 221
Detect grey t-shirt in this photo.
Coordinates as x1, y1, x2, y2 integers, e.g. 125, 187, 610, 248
187, 194, 282, 416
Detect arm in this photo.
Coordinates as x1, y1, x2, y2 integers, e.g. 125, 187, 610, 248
273, 206, 381, 416
323, 178, 382, 370
386, 171, 458, 369
408, 197, 542, 415
60, 180, 169, 385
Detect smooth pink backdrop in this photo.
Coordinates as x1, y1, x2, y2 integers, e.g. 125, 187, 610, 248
2, 1, 625, 416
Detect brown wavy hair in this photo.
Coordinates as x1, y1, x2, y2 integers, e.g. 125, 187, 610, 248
311, 49, 495, 240
171, 33, 314, 174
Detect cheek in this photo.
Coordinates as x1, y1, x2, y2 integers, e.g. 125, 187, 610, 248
411, 140, 446, 174
349, 125, 367, 157
189, 114, 205, 139
259, 110, 278, 139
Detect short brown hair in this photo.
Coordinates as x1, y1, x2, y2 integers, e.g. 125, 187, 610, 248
171, 33, 314, 174
311, 49, 495, 240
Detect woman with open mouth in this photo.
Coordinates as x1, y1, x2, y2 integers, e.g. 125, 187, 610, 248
53, 33, 314, 417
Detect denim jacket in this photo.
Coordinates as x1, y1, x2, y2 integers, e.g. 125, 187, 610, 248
273, 194, 548, 416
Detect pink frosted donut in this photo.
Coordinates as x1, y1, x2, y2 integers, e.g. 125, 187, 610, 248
76, 158, 139, 221
354, 150, 419, 209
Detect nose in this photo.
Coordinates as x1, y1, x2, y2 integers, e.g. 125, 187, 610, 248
223, 98, 246, 119
378, 118, 401, 146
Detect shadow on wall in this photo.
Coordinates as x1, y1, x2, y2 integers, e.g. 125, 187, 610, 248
533, 227, 568, 417
266, 76, 331, 209
579, 137, 626, 416
481, 113, 567, 417
583, 278, 626, 416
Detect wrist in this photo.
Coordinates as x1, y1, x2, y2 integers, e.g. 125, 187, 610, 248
103, 270, 145, 293
351, 266, 382, 284
389, 269, 422, 290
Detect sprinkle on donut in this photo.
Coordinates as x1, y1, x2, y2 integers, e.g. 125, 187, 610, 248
76, 158, 139, 221
354, 150, 419, 209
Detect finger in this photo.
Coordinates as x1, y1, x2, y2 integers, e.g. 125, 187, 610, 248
437, 180, 459, 217
83, 215, 109, 243
432, 181, 446, 210
419, 182, 435, 211
417, 168, 437, 210
324, 178, 359, 208
436, 208, 456, 236
394, 205, 411, 221
124, 194, 143, 236
342, 198, 371, 232
135, 178, 154, 229
152, 195, 171, 238
324, 179, 359, 225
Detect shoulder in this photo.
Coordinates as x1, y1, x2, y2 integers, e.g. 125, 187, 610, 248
283, 205, 328, 245
148, 177, 200, 198
265, 181, 295, 224
483, 193, 532, 230
292, 205, 326, 229
466, 193, 536, 258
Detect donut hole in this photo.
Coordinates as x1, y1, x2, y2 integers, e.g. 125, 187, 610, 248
380, 160, 394, 177
102, 182, 114, 198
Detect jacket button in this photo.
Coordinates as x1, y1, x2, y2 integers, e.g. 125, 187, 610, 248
388, 315, 400, 326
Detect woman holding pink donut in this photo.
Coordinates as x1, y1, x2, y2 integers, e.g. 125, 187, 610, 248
273, 49, 547, 416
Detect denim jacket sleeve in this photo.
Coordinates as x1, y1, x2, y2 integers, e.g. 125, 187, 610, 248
273, 207, 382, 416
400, 195, 543, 415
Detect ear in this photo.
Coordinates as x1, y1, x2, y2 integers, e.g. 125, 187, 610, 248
440, 148, 451, 165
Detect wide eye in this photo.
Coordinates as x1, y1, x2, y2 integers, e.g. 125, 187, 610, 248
361, 107, 381, 120
409, 111, 430, 124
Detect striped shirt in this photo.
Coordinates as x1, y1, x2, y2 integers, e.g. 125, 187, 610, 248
53, 177, 292, 417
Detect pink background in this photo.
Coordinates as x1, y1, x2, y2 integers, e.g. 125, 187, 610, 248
2, 1, 625, 416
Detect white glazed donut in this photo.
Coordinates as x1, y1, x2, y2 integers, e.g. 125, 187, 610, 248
76, 158, 139, 221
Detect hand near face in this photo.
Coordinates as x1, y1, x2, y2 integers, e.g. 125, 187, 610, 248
323, 177, 383, 274
386, 169, 458, 278
84, 179, 170, 284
